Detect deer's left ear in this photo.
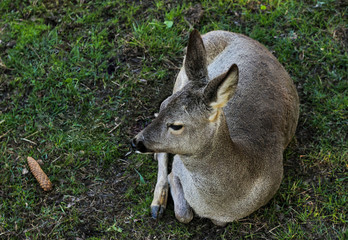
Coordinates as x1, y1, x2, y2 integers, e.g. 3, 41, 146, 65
203, 64, 239, 110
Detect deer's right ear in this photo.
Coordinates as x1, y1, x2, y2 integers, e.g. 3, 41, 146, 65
184, 30, 208, 85
203, 64, 239, 111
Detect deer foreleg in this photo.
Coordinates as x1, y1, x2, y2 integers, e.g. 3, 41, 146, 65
168, 158, 193, 223
151, 153, 169, 219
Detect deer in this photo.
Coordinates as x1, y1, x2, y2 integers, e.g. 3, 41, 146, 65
131, 30, 299, 226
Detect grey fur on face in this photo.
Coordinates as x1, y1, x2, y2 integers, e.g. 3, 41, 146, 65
132, 30, 299, 225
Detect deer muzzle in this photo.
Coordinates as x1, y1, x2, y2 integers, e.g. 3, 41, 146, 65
131, 137, 150, 153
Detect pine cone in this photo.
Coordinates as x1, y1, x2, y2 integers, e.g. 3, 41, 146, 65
27, 157, 52, 191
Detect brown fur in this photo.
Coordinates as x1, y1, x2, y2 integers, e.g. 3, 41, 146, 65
132, 30, 299, 225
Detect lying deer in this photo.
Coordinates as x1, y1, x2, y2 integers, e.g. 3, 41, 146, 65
132, 30, 299, 226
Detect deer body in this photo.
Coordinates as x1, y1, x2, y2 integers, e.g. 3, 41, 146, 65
132, 30, 299, 225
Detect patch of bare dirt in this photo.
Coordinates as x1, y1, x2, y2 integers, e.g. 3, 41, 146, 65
184, 4, 204, 28
333, 26, 347, 47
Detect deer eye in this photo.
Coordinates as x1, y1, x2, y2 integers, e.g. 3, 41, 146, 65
168, 124, 183, 131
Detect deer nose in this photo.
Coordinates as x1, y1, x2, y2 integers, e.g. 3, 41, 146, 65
131, 138, 149, 153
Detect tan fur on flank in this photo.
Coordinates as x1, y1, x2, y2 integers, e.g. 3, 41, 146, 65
132, 30, 299, 225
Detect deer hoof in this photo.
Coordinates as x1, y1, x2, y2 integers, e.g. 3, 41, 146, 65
151, 187, 168, 220
151, 205, 166, 219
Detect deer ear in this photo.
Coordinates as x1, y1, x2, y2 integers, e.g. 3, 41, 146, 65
184, 29, 208, 85
203, 64, 239, 110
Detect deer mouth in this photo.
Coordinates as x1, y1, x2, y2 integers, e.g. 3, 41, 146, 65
131, 138, 153, 154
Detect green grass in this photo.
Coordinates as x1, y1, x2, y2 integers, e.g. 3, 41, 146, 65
0, 0, 347, 239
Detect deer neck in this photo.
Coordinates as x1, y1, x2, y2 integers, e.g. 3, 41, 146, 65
180, 111, 237, 171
